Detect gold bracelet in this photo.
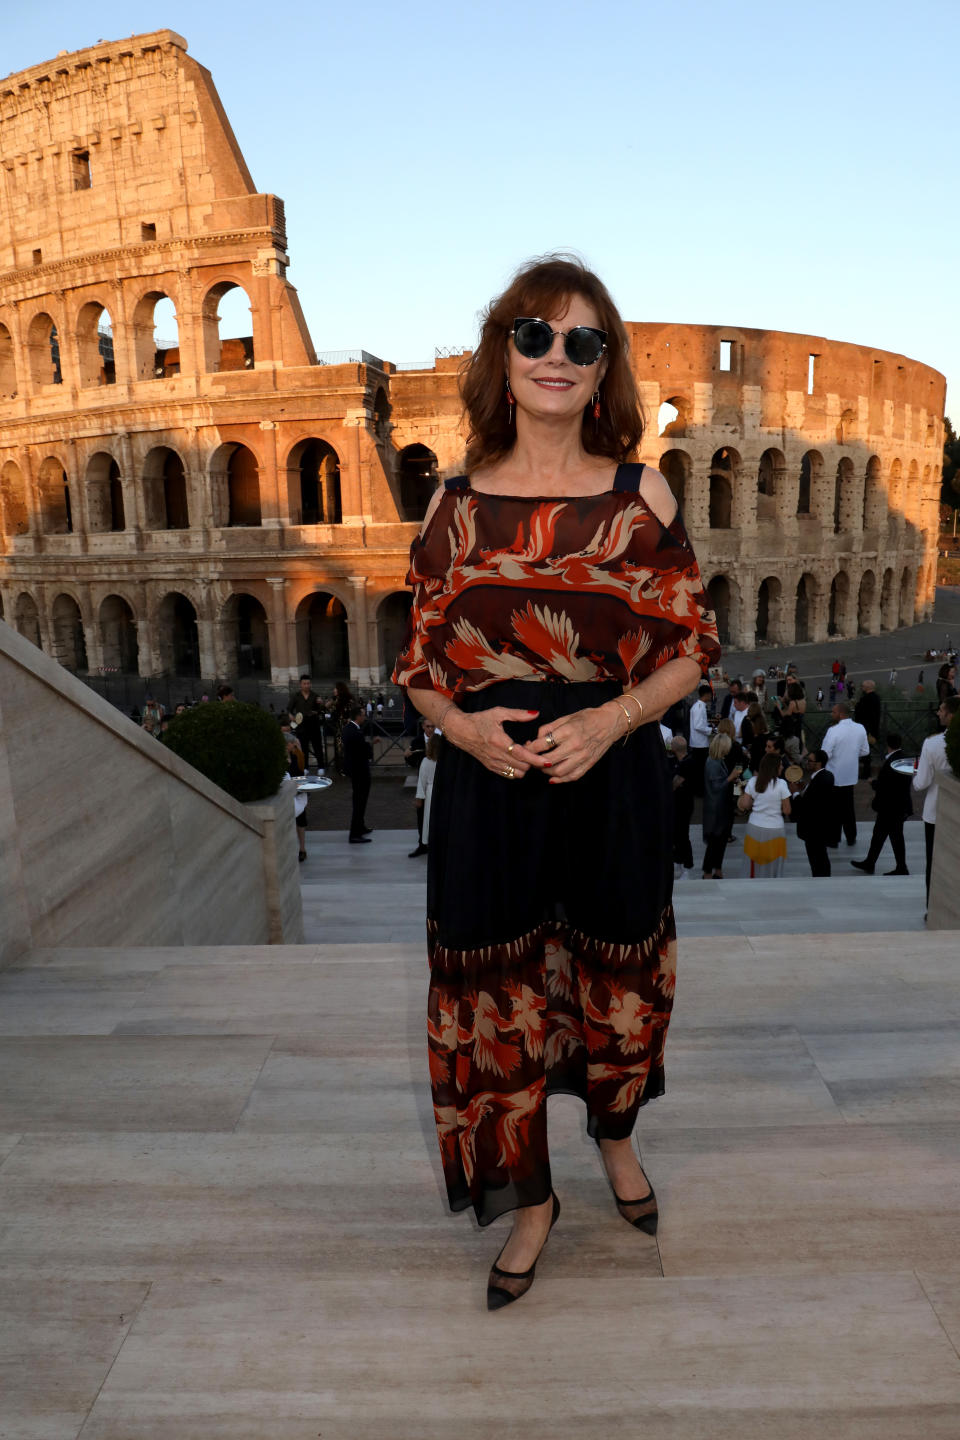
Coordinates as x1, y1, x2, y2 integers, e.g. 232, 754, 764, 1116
622, 693, 644, 726
613, 699, 633, 744
435, 702, 456, 731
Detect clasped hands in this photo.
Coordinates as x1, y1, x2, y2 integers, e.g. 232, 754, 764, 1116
445, 703, 626, 784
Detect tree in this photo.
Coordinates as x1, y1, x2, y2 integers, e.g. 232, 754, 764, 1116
943, 416, 960, 510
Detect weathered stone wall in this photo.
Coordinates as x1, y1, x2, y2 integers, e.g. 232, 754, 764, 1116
0, 32, 946, 687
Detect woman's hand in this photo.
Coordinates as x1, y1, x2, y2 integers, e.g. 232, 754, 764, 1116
526, 703, 624, 784
444, 706, 546, 779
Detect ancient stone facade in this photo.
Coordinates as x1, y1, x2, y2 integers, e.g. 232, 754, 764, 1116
0, 32, 946, 691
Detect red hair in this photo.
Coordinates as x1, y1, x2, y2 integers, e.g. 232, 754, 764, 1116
460, 254, 644, 472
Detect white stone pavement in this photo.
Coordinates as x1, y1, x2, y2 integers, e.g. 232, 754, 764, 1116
0, 831, 958, 1438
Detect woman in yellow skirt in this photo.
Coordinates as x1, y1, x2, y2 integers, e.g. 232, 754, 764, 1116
739, 753, 791, 877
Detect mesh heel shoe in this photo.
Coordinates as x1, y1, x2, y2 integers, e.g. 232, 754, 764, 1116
486, 1192, 560, 1311
611, 1177, 659, 1235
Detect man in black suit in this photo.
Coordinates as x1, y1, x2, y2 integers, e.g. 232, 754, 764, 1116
790, 748, 837, 877
342, 704, 373, 844
851, 731, 912, 875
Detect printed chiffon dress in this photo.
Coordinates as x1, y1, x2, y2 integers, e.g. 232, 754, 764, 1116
393, 464, 720, 1226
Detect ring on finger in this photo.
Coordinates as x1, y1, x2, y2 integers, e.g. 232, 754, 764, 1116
502, 765, 516, 779
507, 743, 515, 754
545, 732, 558, 750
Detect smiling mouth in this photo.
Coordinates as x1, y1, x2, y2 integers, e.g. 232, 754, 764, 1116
533, 378, 574, 389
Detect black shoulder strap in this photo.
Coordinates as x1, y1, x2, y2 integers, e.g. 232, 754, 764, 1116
613, 463, 645, 493
444, 475, 469, 492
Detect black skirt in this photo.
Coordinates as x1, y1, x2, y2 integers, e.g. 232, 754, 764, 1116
426, 679, 677, 1226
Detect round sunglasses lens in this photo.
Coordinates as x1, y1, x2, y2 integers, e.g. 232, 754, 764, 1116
515, 321, 552, 358
565, 328, 604, 366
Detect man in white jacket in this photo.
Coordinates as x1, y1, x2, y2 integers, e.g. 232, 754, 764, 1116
821, 702, 870, 846
688, 683, 713, 796
913, 695, 960, 906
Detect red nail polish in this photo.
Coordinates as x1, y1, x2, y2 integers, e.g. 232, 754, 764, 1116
543, 761, 553, 768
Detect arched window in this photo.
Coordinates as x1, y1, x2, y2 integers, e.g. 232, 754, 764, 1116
0, 323, 17, 396
296, 591, 349, 680
37, 457, 73, 534
379, 592, 413, 677
86, 453, 125, 532
834, 457, 853, 534
862, 455, 883, 531
226, 445, 261, 527
27, 313, 62, 387
899, 566, 915, 627
77, 302, 116, 387
202, 282, 254, 372
15, 592, 41, 648
142, 447, 189, 530
880, 568, 896, 631
658, 450, 690, 513
222, 593, 271, 676
857, 570, 876, 635
707, 575, 732, 645
797, 451, 821, 516
99, 595, 139, 672
157, 593, 201, 677
708, 448, 738, 529
657, 395, 689, 438
398, 444, 438, 521
1, 461, 29, 536
373, 388, 392, 443
291, 439, 341, 525
51, 593, 87, 671
756, 449, 785, 521
133, 292, 180, 380
829, 571, 850, 637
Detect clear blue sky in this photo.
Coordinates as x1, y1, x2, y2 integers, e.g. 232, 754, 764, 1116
3, 0, 957, 416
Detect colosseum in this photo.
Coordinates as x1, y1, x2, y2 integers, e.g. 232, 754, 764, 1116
0, 30, 946, 701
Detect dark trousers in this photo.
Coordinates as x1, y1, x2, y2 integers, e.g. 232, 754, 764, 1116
804, 838, 831, 877
925, 821, 936, 903
689, 746, 708, 798
300, 718, 324, 771
863, 815, 907, 872
673, 817, 694, 869
834, 785, 857, 845
349, 772, 370, 839
703, 834, 726, 874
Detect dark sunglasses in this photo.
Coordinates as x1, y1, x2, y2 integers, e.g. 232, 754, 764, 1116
512, 316, 608, 367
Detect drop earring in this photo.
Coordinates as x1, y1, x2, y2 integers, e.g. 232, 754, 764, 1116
506, 381, 516, 425
592, 389, 601, 431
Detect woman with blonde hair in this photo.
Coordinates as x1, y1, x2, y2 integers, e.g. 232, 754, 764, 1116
702, 732, 739, 877
393, 254, 719, 1307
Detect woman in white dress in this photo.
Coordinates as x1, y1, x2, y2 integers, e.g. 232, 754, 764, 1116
739, 753, 791, 877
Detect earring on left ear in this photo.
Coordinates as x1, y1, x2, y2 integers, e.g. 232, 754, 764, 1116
592, 389, 602, 431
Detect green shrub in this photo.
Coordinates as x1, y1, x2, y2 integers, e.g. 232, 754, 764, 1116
946, 707, 960, 781
162, 701, 287, 803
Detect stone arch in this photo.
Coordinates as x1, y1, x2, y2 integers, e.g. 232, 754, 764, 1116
132, 290, 179, 380
156, 592, 201, 677
756, 576, 783, 644
37, 455, 73, 534
880, 567, 897, 630
397, 444, 438, 521
833, 457, 853, 534
51, 592, 88, 671
210, 443, 261, 528
201, 280, 255, 373
899, 566, 915, 627
658, 449, 690, 513
373, 387, 392, 443
378, 591, 412, 676
221, 592, 271, 677
837, 407, 857, 445
1, 460, 29, 536
14, 591, 41, 647
795, 572, 818, 644
86, 451, 125, 533
709, 448, 739, 529
829, 570, 851, 637
797, 450, 821, 516
862, 454, 884, 530
706, 573, 736, 646
288, 438, 342, 525
756, 448, 785, 518
0, 322, 17, 397
26, 312, 62, 387
295, 590, 350, 681
857, 570, 876, 635
76, 301, 115, 387
659, 393, 691, 438
142, 446, 190, 530
99, 594, 139, 673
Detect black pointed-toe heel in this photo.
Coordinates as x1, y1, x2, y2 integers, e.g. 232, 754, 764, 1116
611, 1177, 658, 1235
486, 1192, 560, 1311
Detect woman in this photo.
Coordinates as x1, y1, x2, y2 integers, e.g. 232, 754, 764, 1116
393, 255, 719, 1308
936, 663, 957, 704
745, 701, 769, 772
775, 681, 806, 763
739, 752, 791, 877
328, 680, 353, 775
702, 733, 739, 877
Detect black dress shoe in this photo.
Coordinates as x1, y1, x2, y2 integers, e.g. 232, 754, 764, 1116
408, 843, 428, 858
850, 860, 874, 873
362, 827, 373, 835
884, 868, 910, 875
487, 1193, 560, 1311
348, 836, 371, 844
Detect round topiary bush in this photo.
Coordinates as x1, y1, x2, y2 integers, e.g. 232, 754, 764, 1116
162, 701, 287, 803
946, 706, 960, 781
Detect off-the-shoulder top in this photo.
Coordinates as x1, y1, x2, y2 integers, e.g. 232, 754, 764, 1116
391, 463, 721, 699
